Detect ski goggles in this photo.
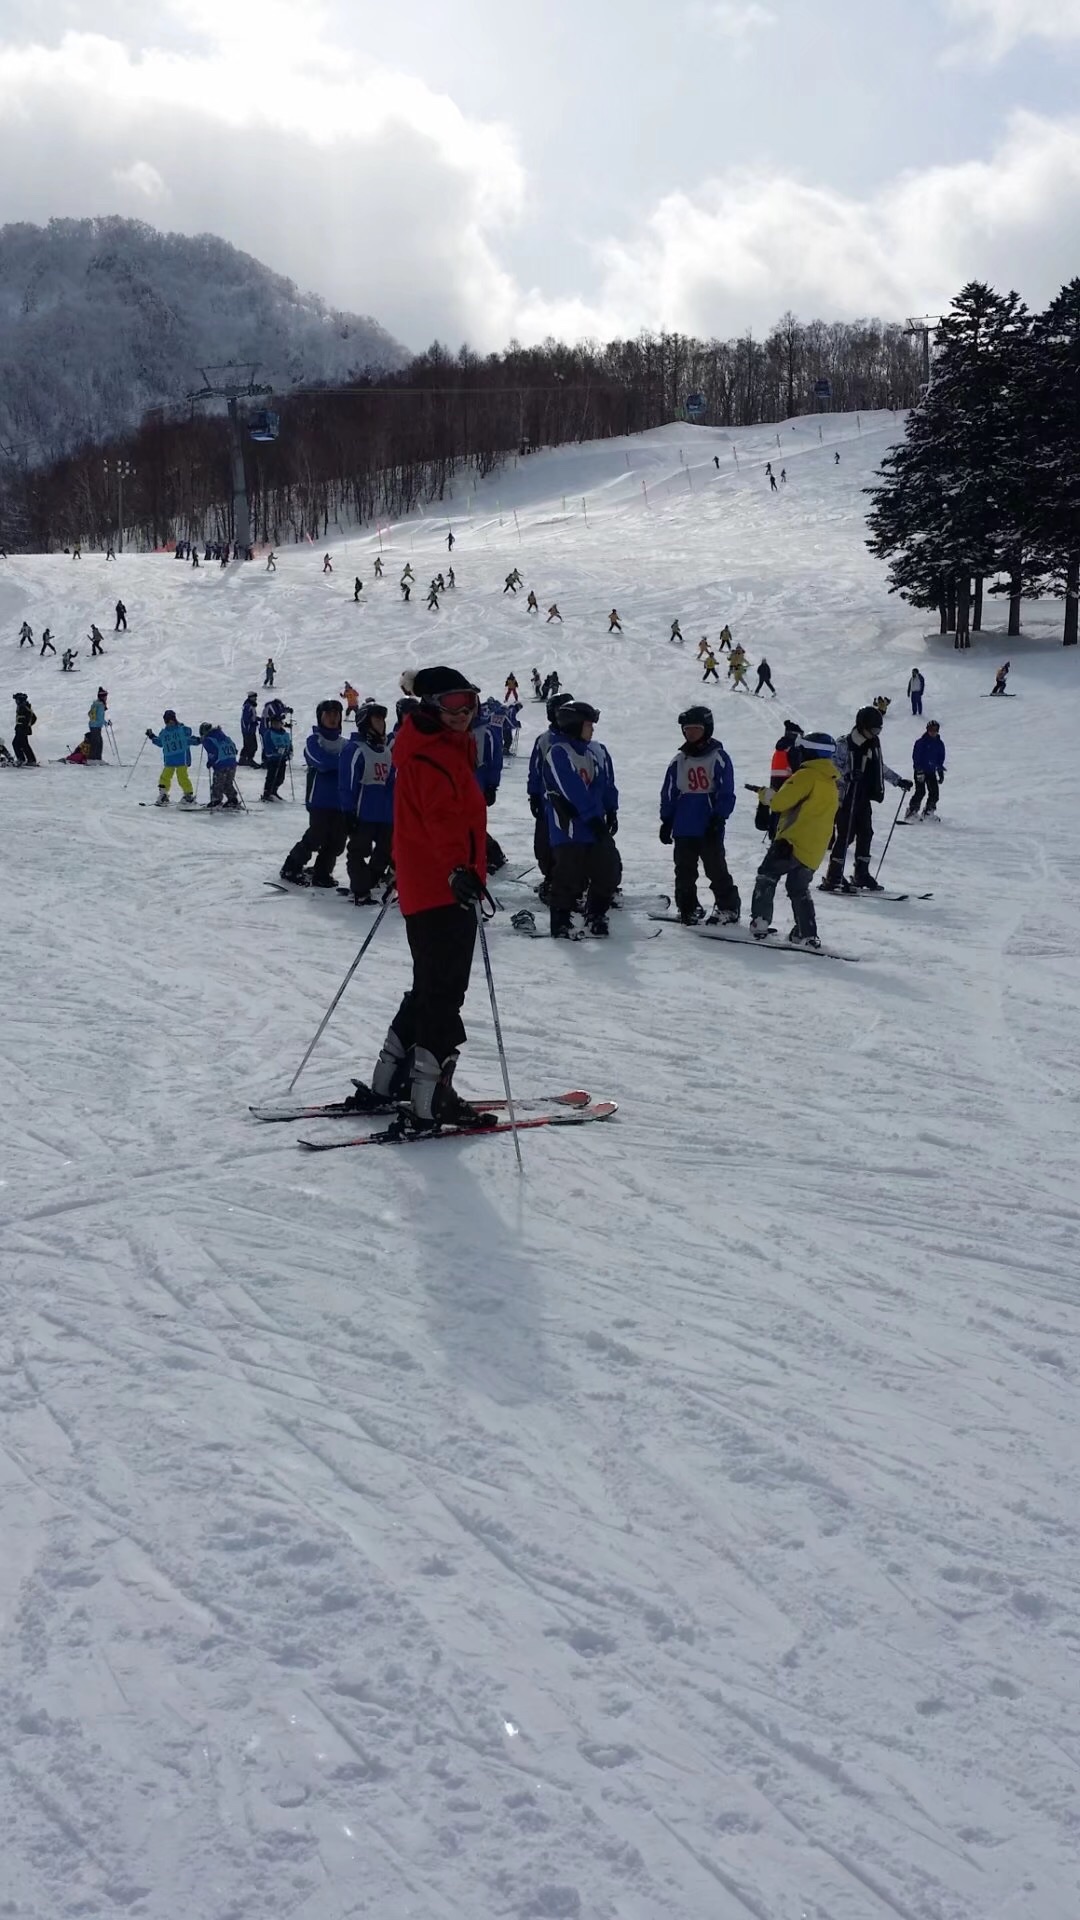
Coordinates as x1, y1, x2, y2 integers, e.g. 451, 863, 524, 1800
434, 689, 479, 714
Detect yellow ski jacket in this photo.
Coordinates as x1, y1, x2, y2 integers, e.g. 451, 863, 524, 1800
758, 757, 840, 870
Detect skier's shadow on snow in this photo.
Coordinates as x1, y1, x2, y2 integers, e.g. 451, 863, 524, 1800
412, 1168, 554, 1408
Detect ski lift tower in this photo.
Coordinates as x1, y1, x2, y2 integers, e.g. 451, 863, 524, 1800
186, 363, 274, 553
904, 317, 940, 392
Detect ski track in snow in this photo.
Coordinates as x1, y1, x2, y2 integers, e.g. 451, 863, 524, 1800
2, 414, 1080, 1918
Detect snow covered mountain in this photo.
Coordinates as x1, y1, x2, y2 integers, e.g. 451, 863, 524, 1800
0, 216, 408, 459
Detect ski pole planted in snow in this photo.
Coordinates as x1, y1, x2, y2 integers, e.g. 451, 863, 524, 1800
122, 733, 149, 791
287, 893, 395, 1092
475, 898, 524, 1176
874, 791, 908, 881
105, 721, 122, 765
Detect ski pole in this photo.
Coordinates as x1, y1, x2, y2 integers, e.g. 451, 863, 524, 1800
193, 744, 204, 802
874, 791, 907, 881
287, 891, 394, 1092
122, 733, 149, 791
288, 756, 295, 800
106, 721, 122, 765
475, 898, 524, 1176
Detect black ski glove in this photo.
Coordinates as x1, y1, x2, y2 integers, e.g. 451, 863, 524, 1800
658, 822, 673, 845
529, 794, 542, 819
448, 866, 484, 907
899, 779, 914, 792
145, 729, 154, 740
605, 810, 619, 836
703, 814, 720, 839
484, 787, 497, 807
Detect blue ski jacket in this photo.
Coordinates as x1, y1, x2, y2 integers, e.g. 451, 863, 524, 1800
260, 720, 292, 761
149, 722, 195, 766
472, 712, 504, 803
543, 729, 616, 846
528, 728, 556, 800
202, 728, 238, 769
303, 725, 347, 809
241, 696, 259, 735
660, 741, 736, 837
339, 734, 394, 823
912, 733, 946, 775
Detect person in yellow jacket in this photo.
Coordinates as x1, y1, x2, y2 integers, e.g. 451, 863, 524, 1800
746, 732, 838, 949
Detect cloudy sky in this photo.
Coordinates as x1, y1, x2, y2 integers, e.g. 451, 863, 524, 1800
1, 0, 1079, 351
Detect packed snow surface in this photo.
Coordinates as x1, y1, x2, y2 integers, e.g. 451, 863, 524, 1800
2, 414, 1079, 1920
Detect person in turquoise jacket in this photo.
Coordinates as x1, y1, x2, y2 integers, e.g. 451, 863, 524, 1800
87, 687, 108, 762
146, 709, 197, 804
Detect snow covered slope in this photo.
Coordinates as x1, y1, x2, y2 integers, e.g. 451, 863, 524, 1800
2, 413, 1080, 1920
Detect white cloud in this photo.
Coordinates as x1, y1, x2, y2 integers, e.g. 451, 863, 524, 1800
513, 109, 1080, 342
112, 159, 168, 201
689, 1, 777, 46
944, 0, 1080, 59
0, 19, 525, 349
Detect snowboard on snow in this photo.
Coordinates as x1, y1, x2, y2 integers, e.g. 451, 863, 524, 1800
695, 924, 860, 964
507, 908, 662, 943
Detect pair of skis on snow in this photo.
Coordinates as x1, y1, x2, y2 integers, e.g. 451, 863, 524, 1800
250, 1087, 617, 1151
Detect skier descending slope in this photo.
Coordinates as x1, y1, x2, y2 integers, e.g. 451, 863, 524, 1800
542, 702, 619, 938
658, 706, 740, 926
749, 733, 840, 949
280, 701, 349, 887
906, 721, 946, 818
339, 667, 496, 1134
820, 706, 911, 893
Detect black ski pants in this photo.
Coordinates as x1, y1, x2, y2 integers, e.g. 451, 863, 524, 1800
550, 836, 620, 918
239, 727, 259, 765
210, 765, 239, 807
533, 809, 553, 879
263, 755, 288, 800
702, 664, 719, 681
910, 691, 923, 715
91, 636, 103, 656
285, 807, 348, 882
751, 840, 817, 939
827, 790, 873, 878
391, 905, 478, 1062
87, 729, 103, 763
346, 820, 392, 897
13, 726, 35, 765
673, 831, 740, 916
909, 772, 939, 814
115, 612, 127, 631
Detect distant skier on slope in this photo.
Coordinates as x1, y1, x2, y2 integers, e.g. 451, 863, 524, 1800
18, 621, 33, 648
669, 619, 684, 645
754, 658, 776, 697
546, 603, 562, 623
115, 600, 127, 631
40, 628, 56, 657
907, 668, 925, 716
89, 625, 105, 656
373, 555, 384, 577
991, 661, 1011, 695
263, 657, 276, 688
322, 553, 333, 573
701, 647, 719, 683
659, 705, 740, 927
906, 722, 946, 818
239, 691, 260, 765
748, 732, 840, 949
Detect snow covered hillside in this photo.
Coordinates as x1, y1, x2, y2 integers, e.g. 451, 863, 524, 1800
0, 216, 407, 459
3, 412, 1080, 1920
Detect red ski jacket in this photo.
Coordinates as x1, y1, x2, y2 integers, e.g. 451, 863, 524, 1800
391, 713, 487, 916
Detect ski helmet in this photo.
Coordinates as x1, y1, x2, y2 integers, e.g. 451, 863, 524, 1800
316, 699, 343, 727
854, 705, 883, 734
678, 705, 714, 737
395, 695, 419, 723
265, 699, 287, 722
198, 722, 213, 737
795, 732, 837, 759
411, 665, 478, 707
246, 691, 257, 702
163, 709, 177, 723
546, 691, 574, 724
926, 719, 940, 733
554, 701, 600, 737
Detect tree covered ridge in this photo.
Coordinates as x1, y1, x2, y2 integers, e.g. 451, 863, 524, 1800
866, 279, 1080, 647
3, 313, 923, 552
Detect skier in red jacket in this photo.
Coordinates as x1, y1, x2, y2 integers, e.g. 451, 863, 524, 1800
344, 665, 497, 1132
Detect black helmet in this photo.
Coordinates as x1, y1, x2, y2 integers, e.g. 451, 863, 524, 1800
199, 721, 213, 737
678, 705, 714, 737
796, 731, 837, 759
246, 690, 257, 701
265, 699, 287, 721
554, 701, 600, 737
316, 699, 343, 725
411, 666, 478, 709
163, 709, 177, 723
546, 690, 574, 723
855, 705, 883, 734
356, 700, 388, 736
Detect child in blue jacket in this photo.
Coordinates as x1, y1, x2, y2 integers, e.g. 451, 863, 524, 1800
659, 705, 740, 924
338, 701, 394, 902
199, 723, 240, 808
146, 710, 196, 804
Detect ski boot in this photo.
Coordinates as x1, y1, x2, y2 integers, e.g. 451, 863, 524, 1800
706, 907, 739, 927
309, 873, 337, 889
155, 790, 170, 806
585, 915, 610, 937
853, 865, 883, 892
550, 907, 576, 940
342, 1030, 410, 1115
401, 1048, 498, 1133
749, 917, 772, 940
788, 929, 822, 950
279, 864, 310, 886
180, 792, 197, 806
679, 903, 706, 926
